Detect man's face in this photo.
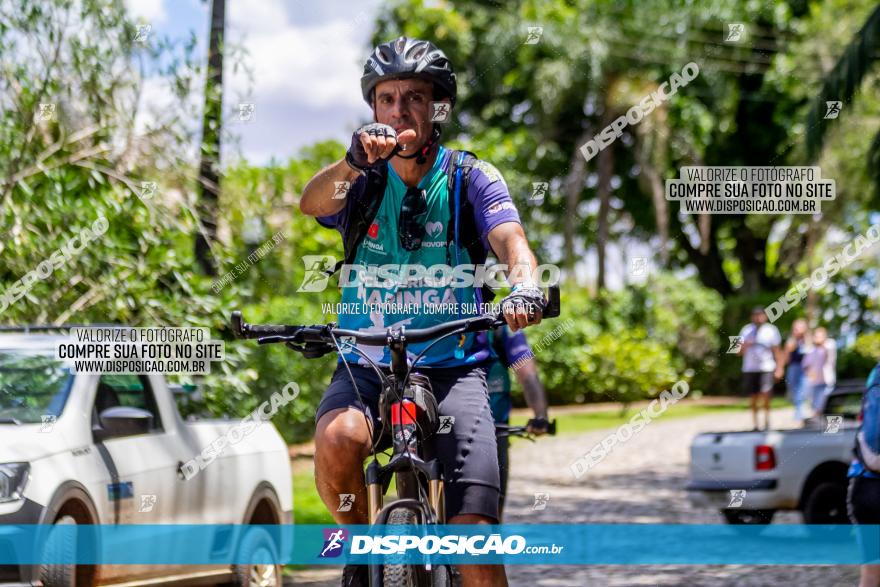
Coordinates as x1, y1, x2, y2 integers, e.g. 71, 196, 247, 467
751, 310, 766, 325
373, 78, 447, 153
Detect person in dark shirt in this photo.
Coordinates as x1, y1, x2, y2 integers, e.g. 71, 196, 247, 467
485, 325, 550, 518
784, 318, 810, 424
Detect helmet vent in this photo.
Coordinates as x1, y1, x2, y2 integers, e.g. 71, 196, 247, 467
377, 47, 393, 65
406, 43, 428, 62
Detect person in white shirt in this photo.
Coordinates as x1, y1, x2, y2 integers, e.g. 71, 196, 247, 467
738, 307, 784, 431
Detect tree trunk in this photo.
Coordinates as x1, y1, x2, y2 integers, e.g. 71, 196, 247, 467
563, 125, 593, 273
195, 0, 225, 276
596, 108, 615, 291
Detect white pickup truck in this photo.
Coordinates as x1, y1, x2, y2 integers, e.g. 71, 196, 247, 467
0, 332, 293, 587
686, 382, 863, 525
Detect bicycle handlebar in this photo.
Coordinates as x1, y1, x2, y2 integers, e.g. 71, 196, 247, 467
230, 285, 560, 346
495, 420, 557, 438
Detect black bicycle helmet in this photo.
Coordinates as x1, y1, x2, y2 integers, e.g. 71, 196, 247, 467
361, 36, 457, 107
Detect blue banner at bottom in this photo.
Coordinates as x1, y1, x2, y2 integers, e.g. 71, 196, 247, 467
0, 524, 875, 565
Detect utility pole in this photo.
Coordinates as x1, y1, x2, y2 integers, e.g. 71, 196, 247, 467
195, 0, 225, 276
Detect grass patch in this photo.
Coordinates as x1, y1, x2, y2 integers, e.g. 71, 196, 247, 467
509, 397, 789, 435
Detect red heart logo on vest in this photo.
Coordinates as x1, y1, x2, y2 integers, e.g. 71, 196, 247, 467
368, 223, 379, 239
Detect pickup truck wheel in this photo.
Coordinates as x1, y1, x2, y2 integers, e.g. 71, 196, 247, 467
39, 515, 77, 587
722, 509, 775, 524
803, 481, 849, 524
232, 528, 282, 587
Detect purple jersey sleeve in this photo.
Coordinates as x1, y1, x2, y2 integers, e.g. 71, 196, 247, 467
502, 328, 533, 367
467, 161, 521, 249
315, 174, 368, 233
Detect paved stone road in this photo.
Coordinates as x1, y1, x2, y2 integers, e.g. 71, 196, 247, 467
287, 407, 859, 586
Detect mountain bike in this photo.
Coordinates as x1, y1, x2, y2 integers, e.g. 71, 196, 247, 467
230, 285, 559, 586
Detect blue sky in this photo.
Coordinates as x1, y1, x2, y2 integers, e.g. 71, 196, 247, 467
126, 0, 383, 165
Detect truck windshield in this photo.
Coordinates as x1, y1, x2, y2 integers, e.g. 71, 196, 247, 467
0, 350, 73, 424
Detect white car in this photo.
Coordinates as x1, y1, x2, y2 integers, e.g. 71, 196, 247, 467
0, 333, 292, 586
686, 383, 863, 525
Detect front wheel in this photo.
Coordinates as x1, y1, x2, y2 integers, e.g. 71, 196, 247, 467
383, 508, 429, 587
39, 515, 78, 587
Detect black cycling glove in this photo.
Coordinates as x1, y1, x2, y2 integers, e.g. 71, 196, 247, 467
345, 123, 401, 173
500, 285, 546, 321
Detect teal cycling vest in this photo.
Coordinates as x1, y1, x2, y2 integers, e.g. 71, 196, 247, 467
337, 146, 480, 367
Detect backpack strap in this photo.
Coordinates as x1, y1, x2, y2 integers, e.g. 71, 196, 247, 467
324, 164, 388, 276
446, 150, 495, 302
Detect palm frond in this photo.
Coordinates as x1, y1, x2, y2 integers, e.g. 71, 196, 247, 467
805, 5, 880, 161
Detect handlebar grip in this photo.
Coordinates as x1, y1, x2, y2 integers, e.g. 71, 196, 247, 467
544, 286, 560, 318
231, 311, 299, 339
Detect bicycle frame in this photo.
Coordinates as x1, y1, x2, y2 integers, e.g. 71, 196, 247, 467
366, 327, 446, 526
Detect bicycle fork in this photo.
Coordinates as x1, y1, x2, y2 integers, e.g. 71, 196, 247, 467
366, 398, 445, 524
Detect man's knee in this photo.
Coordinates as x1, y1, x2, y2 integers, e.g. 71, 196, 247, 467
315, 408, 372, 464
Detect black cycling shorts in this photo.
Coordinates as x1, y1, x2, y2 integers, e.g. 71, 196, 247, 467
315, 363, 501, 523
848, 476, 880, 563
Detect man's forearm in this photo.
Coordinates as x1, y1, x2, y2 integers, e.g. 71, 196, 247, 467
300, 159, 361, 217
515, 360, 548, 418
489, 223, 539, 287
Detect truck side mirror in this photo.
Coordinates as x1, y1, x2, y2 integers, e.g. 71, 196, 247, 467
93, 406, 153, 441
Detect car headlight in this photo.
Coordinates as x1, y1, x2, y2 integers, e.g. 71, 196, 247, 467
0, 463, 29, 503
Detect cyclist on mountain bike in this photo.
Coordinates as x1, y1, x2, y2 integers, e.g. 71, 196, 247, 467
486, 325, 550, 518
299, 36, 547, 587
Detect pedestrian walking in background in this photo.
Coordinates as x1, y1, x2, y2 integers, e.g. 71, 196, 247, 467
784, 318, 811, 425
803, 327, 837, 420
738, 307, 784, 431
